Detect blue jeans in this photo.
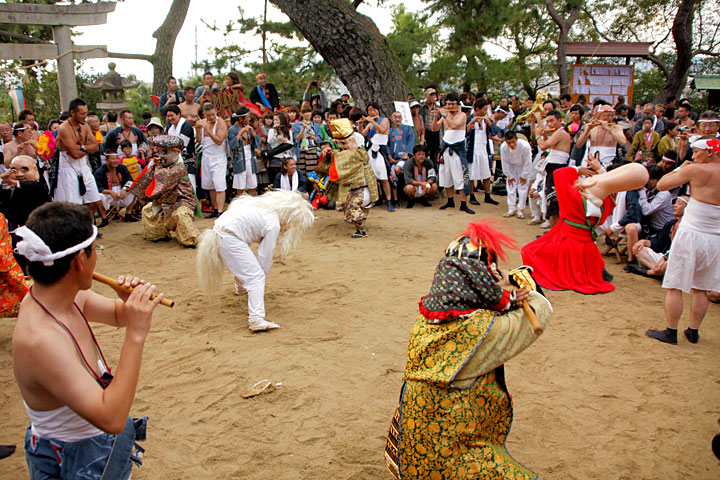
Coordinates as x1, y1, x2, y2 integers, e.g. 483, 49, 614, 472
25, 416, 147, 480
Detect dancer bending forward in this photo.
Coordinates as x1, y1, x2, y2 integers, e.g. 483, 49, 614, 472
196, 190, 314, 332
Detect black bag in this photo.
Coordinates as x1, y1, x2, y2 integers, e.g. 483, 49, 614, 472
78, 174, 86, 196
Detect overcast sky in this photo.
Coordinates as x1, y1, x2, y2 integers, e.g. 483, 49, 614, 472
73, 0, 420, 82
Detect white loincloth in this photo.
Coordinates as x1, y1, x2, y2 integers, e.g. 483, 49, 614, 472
54, 151, 100, 204
587, 145, 616, 167
662, 197, 720, 292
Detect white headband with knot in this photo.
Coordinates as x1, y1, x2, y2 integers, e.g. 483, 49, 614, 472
14, 225, 97, 266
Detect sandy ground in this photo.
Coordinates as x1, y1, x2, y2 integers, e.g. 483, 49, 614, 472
1, 200, 719, 479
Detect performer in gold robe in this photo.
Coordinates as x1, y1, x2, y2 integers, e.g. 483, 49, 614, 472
130, 135, 200, 247
314, 119, 379, 238
385, 221, 553, 479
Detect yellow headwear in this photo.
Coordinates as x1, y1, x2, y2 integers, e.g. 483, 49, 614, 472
329, 118, 354, 140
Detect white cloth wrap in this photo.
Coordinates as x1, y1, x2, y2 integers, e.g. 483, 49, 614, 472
14, 225, 98, 266
587, 145, 616, 167
232, 145, 257, 190
370, 132, 388, 146
201, 122, 228, 190
100, 186, 134, 211
443, 129, 465, 144
662, 198, 720, 293
54, 151, 101, 204
279, 171, 299, 192
471, 121, 490, 181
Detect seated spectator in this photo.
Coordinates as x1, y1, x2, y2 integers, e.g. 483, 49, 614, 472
630, 195, 689, 277
403, 145, 438, 208
603, 187, 642, 263
273, 157, 308, 199
526, 163, 546, 226
638, 165, 674, 237
146, 117, 165, 139
388, 111, 415, 196
265, 113, 295, 183
120, 140, 143, 180
627, 116, 661, 164
659, 149, 678, 175
94, 151, 137, 222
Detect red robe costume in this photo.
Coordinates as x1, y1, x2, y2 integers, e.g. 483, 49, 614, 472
521, 166, 615, 294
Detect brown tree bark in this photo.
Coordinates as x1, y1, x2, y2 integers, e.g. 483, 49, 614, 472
270, 0, 407, 115
652, 0, 695, 105
108, 0, 191, 97
545, 0, 581, 96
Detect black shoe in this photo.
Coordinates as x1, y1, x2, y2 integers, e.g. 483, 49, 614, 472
602, 268, 614, 282
205, 210, 218, 219
406, 199, 415, 209
98, 217, 110, 229
469, 194, 481, 205
386, 200, 395, 212
625, 263, 649, 277
124, 214, 139, 223
646, 328, 678, 345
439, 199, 455, 210
684, 328, 699, 344
418, 197, 432, 207
0, 445, 15, 459
351, 230, 366, 238
459, 202, 475, 215
484, 194, 499, 205
96, 232, 103, 239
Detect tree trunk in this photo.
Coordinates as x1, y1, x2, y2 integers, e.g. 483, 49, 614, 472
653, 0, 695, 105
150, 0, 191, 95
271, 0, 407, 115
544, 0, 580, 96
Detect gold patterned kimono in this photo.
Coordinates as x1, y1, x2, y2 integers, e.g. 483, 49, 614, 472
385, 294, 552, 479
314, 149, 379, 204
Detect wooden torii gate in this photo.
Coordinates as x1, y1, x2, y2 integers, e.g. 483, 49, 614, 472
0, 1, 117, 111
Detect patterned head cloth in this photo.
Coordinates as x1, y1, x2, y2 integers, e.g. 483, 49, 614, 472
150, 135, 184, 151
692, 138, 720, 155
329, 118, 354, 140
256, 73, 267, 80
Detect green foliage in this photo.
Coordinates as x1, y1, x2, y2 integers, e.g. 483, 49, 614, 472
385, 5, 438, 96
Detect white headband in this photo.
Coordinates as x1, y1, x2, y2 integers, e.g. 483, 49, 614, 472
697, 119, 719, 124
14, 225, 98, 266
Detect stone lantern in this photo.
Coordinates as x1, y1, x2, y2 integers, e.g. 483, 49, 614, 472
85, 62, 141, 112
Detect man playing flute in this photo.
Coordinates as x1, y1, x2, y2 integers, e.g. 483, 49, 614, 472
12, 202, 163, 479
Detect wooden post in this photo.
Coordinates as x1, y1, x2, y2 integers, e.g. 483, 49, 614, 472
52, 25, 77, 111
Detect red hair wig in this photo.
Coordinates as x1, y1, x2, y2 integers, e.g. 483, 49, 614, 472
461, 219, 518, 263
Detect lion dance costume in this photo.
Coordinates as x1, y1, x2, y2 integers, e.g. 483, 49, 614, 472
385, 221, 553, 479
195, 190, 315, 332
129, 135, 200, 247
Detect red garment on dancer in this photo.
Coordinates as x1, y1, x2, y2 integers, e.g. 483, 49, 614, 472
521, 166, 615, 294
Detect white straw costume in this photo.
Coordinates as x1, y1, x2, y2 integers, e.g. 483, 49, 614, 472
662, 197, 720, 293
500, 139, 533, 215
195, 190, 314, 332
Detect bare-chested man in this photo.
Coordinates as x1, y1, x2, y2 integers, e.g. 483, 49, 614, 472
536, 110, 572, 226
178, 86, 200, 120
433, 92, 475, 214
574, 104, 626, 167
646, 138, 720, 345
676, 103, 696, 130
195, 102, 228, 217
12, 202, 161, 477
56, 98, 109, 227
2, 122, 37, 168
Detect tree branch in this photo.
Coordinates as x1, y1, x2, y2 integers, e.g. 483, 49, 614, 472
544, 0, 563, 29
691, 48, 720, 57
0, 29, 51, 44
107, 52, 154, 61
581, 7, 616, 42
352, 0, 363, 8
646, 53, 670, 77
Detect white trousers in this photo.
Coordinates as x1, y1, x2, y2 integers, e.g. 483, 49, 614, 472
217, 234, 267, 322
100, 186, 134, 211
505, 164, 529, 212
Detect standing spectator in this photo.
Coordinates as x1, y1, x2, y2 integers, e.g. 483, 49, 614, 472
102, 110, 147, 161
409, 100, 424, 146
633, 103, 664, 136
627, 117, 661, 164
249, 73, 280, 113
228, 106, 258, 197
388, 111, 416, 193
195, 102, 228, 218
420, 87, 440, 165
195, 71, 220, 103
100, 110, 118, 135
159, 75, 184, 116
575, 104, 626, 167
165, 104, 196, 189
558, 94, 573, 114
500, 131, 533, 219
55, 98, 108, 227
536, 110, 572, 227
466, 99, 496, 206
179, 86, 200, 120
119, 140, 143, 181
302, 80, 327, 111
676, 103, 695, 130
0, 123, 13, 173
265, 113, 295, 184
293, 104, 322, 176
360, 103, 394, 210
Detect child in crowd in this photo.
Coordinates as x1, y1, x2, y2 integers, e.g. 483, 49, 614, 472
120, 139, 143, 181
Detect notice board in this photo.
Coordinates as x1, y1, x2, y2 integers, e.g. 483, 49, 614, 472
570, 64, 634, 106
